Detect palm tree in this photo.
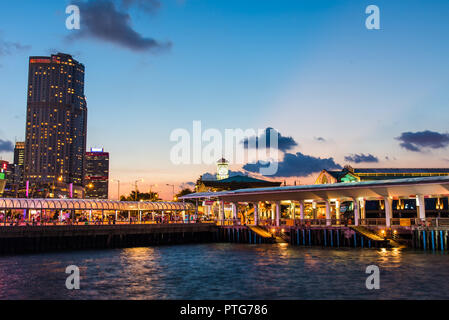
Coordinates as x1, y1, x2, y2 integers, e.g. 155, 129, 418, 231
120, 191, 161, 202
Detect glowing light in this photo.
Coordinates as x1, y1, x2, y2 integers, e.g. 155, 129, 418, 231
30, 58, 51, 64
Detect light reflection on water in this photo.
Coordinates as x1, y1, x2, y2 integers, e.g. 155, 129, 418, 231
0, 244, 448, 300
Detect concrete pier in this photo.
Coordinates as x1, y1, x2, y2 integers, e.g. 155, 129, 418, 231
412, 228, 449, 251
0, 223, 217, 254
216, 226, 275, 244
286, 226, 390, 248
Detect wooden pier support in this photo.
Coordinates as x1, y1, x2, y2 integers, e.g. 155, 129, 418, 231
287, 226, 388, 248
412, 229, 449, 251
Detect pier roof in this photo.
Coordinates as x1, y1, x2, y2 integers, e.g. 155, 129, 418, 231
179, 176, 449, 202
0, 198, 194, 211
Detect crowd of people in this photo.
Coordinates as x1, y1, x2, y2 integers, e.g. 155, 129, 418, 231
0, 212, 203, 226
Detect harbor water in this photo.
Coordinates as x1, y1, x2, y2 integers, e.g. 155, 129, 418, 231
0, 243, 448, 299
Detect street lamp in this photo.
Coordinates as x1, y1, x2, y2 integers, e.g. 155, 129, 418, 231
135, 178, 144, 201
166, 184, 175, 201
111, 179, 120, 200
149, 184, 158, 201
50, 175, 63, 198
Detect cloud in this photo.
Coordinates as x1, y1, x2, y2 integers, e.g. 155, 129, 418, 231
179, 181, 195, 189
396, 130, 449, 152
0, 139, 14, 152
69, 0, 171, 52
0, 41, 30, 56
314, 137, 326, 142
242, 128, 298, 152
0, 32, 31, 59
344, 153, 379, 163
243, 152, 342, 177
120, 0, 161, 13
201, 170, 248, 181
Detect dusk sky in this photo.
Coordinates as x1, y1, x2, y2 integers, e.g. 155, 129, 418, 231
1, 0, 449, 199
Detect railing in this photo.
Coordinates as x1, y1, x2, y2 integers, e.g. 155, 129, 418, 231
360, 218, 387, 226
409, 218, 449, 228
363, 218, 449, 228
0, 217, 208, 227
4, 217, 449, 228
215, 218, 242, 226
267, 218, 449, 228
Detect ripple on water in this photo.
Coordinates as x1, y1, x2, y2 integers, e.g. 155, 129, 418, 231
0, 244, 448, 299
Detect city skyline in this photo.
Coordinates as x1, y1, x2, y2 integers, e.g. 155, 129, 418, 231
1, 0, 449, 199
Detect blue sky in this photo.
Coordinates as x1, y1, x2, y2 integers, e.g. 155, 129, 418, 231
1, 0, 449, 198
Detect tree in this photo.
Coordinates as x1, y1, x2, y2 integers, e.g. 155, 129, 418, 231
120, 191, 161, 202
175, 188, 194, 203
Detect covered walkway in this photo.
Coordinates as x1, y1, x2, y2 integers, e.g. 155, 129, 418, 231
0, 198, 195, 225
0, 198, 192, 211
180, 176, 449, 228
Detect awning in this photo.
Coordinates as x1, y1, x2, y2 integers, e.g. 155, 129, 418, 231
179, 176, 449, 203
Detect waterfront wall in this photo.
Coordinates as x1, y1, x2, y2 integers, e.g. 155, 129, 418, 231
288, 227, 388, 249
412, 229, 449, 251
3, 224, 446, 254
216, 226, 275, 244
0, 224, 217, 254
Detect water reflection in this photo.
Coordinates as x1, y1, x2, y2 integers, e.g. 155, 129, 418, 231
0, 244, 448, 299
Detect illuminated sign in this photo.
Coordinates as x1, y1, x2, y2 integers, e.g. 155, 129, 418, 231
30, 58, 51, 64
90, 148, 104, 152
0, 173, 5, 180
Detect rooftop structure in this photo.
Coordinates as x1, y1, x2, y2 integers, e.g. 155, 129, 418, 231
0, 198, 193, 211
316, 165, 449, 184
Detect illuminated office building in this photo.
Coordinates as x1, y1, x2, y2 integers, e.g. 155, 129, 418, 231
85, 148, 109, 199
24, 53, 87, 198
13, 141, 25, 189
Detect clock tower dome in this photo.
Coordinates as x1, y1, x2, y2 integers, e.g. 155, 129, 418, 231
216, 158, 229, 180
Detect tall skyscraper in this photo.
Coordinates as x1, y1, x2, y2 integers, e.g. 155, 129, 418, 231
13, 141, 25, 189
24, 53, 87, 198
85, 148, 109, 199
14, 141, 25, 167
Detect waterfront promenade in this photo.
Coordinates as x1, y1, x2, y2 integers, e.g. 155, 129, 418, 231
0, 223, 217, 254
0, 216, 448, 253
2, 176, 449, 253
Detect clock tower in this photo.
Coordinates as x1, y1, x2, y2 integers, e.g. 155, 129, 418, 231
216, 158, 229, 180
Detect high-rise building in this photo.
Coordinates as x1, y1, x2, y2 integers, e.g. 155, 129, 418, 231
24, 53, 87, 198
85, 148, 109, 199
13, 141, 25, 189
14, 141, 25, 167
0, 161, 17, 197
0, 161, 7, 195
